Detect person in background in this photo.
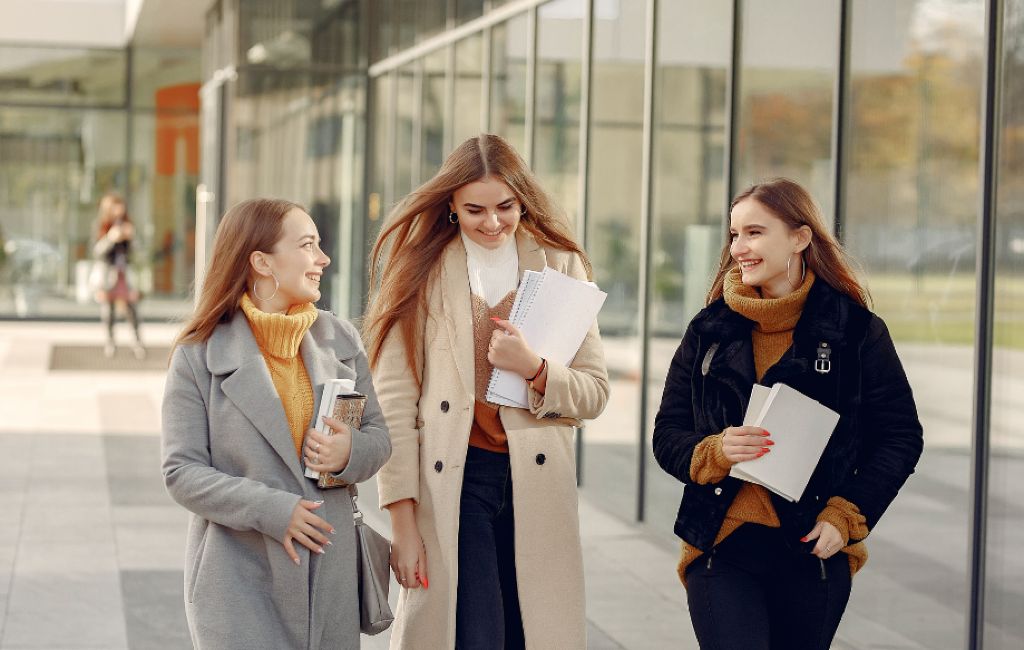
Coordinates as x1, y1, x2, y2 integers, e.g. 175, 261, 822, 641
365, 134, 609, 649
92, 192, 144, 359
653, 177, 923, 650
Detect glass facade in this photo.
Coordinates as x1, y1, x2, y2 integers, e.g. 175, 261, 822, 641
0, 44, 200, 319
354, 1, 1018, 646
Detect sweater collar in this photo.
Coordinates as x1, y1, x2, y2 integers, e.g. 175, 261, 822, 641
723, 267, 815, 334
239, 292, 318, 359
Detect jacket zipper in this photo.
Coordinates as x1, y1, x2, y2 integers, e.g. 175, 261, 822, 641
819, 558, 827, 581
706, 548, 715, 570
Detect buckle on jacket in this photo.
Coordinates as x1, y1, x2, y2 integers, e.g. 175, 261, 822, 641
815, 342, 832, 374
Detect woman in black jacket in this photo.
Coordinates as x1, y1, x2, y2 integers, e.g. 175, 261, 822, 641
653, 178, 923, 650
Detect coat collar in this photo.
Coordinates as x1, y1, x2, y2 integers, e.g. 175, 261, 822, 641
206, 308, 349, 486
439, 229, 547, 398
692, 278, 859, 349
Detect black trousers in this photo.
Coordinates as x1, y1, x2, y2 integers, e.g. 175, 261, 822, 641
455, 446, 525, 650
684, 524, 852, 650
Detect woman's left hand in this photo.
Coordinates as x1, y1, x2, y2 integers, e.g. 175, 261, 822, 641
303, 417, 353, 474
802, 520, 844, 559
488, 319, 543, 379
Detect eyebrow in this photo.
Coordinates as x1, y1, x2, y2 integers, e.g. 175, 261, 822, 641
296, 233, 320, 243
731, 223, 768, 231
462, 197, 516, 209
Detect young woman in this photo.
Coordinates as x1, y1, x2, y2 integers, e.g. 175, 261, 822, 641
91, 192, 144, 358
652, 178, 923, 649
161, 198, 391, 649
366, 134, 609, 649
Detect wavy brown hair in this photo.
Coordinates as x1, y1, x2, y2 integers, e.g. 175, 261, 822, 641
172, 198, 302, 352
93, 192, 132, 240
364, 134, 590, 385
707, 178, 869, 308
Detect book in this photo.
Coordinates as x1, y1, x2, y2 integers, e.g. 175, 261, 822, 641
728, 383, 840, 502
485, 266, 607, 408
305, 378, 367, 489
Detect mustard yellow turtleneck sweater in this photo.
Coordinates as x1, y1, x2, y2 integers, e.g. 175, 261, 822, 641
239, 293, 318, 458
678, 267, 869, 583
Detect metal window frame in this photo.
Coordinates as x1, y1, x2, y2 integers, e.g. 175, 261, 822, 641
831, 0, 852, 240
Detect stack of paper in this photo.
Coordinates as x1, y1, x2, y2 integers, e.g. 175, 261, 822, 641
485, 266, 607, 408
728, 383, 840, 502
304, 378, 359, 481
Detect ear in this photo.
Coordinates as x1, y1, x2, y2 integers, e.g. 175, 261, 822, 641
448, 200, 456, 214
249, 250, 273, 277
792, 225, 812, 254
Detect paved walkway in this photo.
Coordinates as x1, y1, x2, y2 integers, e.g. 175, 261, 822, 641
1, 320, 1021, 649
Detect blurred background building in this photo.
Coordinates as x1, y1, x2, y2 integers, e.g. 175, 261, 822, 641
1, 0, 1022, 648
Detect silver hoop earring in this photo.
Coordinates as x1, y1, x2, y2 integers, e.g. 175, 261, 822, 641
787, 255, 806, 290
252, 274, 279, 302
448, 211, 459, 225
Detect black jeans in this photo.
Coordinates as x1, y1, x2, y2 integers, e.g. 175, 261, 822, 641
684, 524, 852, 650
455, 446, 525, 650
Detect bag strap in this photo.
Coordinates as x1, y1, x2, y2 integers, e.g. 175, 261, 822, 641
348, 485, 363, 524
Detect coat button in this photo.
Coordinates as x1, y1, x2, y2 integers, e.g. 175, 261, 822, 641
434, 460, 443, 473
535, 453, 546, 465
440, 401, 449, 413
714, 487, 723, 496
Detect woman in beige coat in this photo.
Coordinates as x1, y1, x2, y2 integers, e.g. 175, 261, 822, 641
365, 134, 609, 649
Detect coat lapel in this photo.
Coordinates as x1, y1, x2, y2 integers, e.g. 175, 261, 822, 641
209, 311, 307, 486
440, 237, 477, 398
300, 319, 351, 429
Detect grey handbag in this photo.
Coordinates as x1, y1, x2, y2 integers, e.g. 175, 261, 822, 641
349, 486, 394, 635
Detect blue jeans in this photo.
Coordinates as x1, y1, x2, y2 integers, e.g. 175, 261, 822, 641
684, 524, 852, 650
455, 446, 525, 650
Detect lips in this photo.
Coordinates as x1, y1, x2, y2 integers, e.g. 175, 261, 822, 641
306, 273, 321, 283
738, 259, 761, 271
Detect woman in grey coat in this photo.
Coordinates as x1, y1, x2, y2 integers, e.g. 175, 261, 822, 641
161, 198, 391, 649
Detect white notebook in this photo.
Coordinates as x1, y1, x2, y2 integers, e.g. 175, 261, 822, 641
728, 383, 840, 502
303, 378, 358, 480
485, 266, 607, 408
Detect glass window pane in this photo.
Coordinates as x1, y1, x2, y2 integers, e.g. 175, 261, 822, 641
583, 0, 647, 522
535, 0, 583, 229
132, 47, 201, 111
988, 0, 1024, 646
645, 0, 732, 544
421, 49, 449, 182
489, 14, 529, 154
453, 34, 484, 147
735, 0, 839, 215
455, 0, 485, 26
395, 65, 416, 197
842, 1, 983, 646
0, 45, 126, 106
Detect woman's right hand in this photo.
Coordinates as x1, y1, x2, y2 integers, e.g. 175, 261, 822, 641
281, 499, 335, 565
721, 426, 773, 463
388, 500, 428, 589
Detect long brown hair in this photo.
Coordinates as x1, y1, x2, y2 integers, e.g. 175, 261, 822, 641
93, 192, 132, 240
173, 198, 302, 351
364, 133, 590, 384
706, 178, 869, 307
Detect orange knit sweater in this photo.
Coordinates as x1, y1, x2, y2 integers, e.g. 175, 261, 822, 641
239, 293, 318, 457
678, 268, 869, 583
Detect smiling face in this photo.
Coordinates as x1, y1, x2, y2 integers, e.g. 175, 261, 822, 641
729, 198, 811, 299
450, 175, 522, 249
250, 208, 330, 312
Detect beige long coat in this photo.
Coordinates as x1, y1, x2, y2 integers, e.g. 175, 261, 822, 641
374, 230, 609, 649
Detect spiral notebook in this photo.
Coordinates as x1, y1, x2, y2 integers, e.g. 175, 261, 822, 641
485, 266, 607, 408
304, 378, 366, 488
728, 383, 840, 502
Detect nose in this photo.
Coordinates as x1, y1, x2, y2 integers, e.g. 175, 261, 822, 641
483, 211, 501, 228
730, 237, 746, 258
318, 248, 330, 268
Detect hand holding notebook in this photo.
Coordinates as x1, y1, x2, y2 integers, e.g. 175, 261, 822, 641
486, 266, 607, 408
305, 378, 367, 489
728, 383, 840, 502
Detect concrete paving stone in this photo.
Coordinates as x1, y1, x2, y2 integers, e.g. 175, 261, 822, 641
119, 569, 190, 650
24, 482, 110, 508
101, 435, 172, 508
97, 392, 159, 436
113, 524, 186, 573
3, 575, 126, 648
18, 506, 113, 545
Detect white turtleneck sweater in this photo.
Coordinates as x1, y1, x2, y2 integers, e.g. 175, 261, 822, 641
461, 230, 519, 307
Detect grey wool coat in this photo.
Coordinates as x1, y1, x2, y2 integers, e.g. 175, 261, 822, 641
161, 308, 391, 650
374, 231, 610, 649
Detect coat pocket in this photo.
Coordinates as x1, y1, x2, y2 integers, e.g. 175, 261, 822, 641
186, 520, 210, 604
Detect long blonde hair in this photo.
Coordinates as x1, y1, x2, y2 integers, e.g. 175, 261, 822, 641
364, 134, 589, 385
173, 198, 302, 351
707, 178, 869, 307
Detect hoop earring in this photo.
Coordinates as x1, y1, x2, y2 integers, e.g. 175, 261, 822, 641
252, 274, 279, 302
448, 211, 459, 225
787, 255, 807, 290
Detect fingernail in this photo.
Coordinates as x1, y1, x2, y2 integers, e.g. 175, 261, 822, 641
330, 529, 336, 535
317, 547, 325, 555
423, 577, 429, 589
315, 500, 325, 505
800, 536, 808, 542
762, 431, 771, 437
294, 557, 301, 565
490, 317, 501, 322
765, 440, 775, 446
326, 541, 333, 546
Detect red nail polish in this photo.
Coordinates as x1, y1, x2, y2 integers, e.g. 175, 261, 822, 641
765, 440, 775, 446
800, 537, 808, 542
761, 447, 770, 453
422, 577, 429, 589
762, 431, 771, 437
490, 317, 501, 322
